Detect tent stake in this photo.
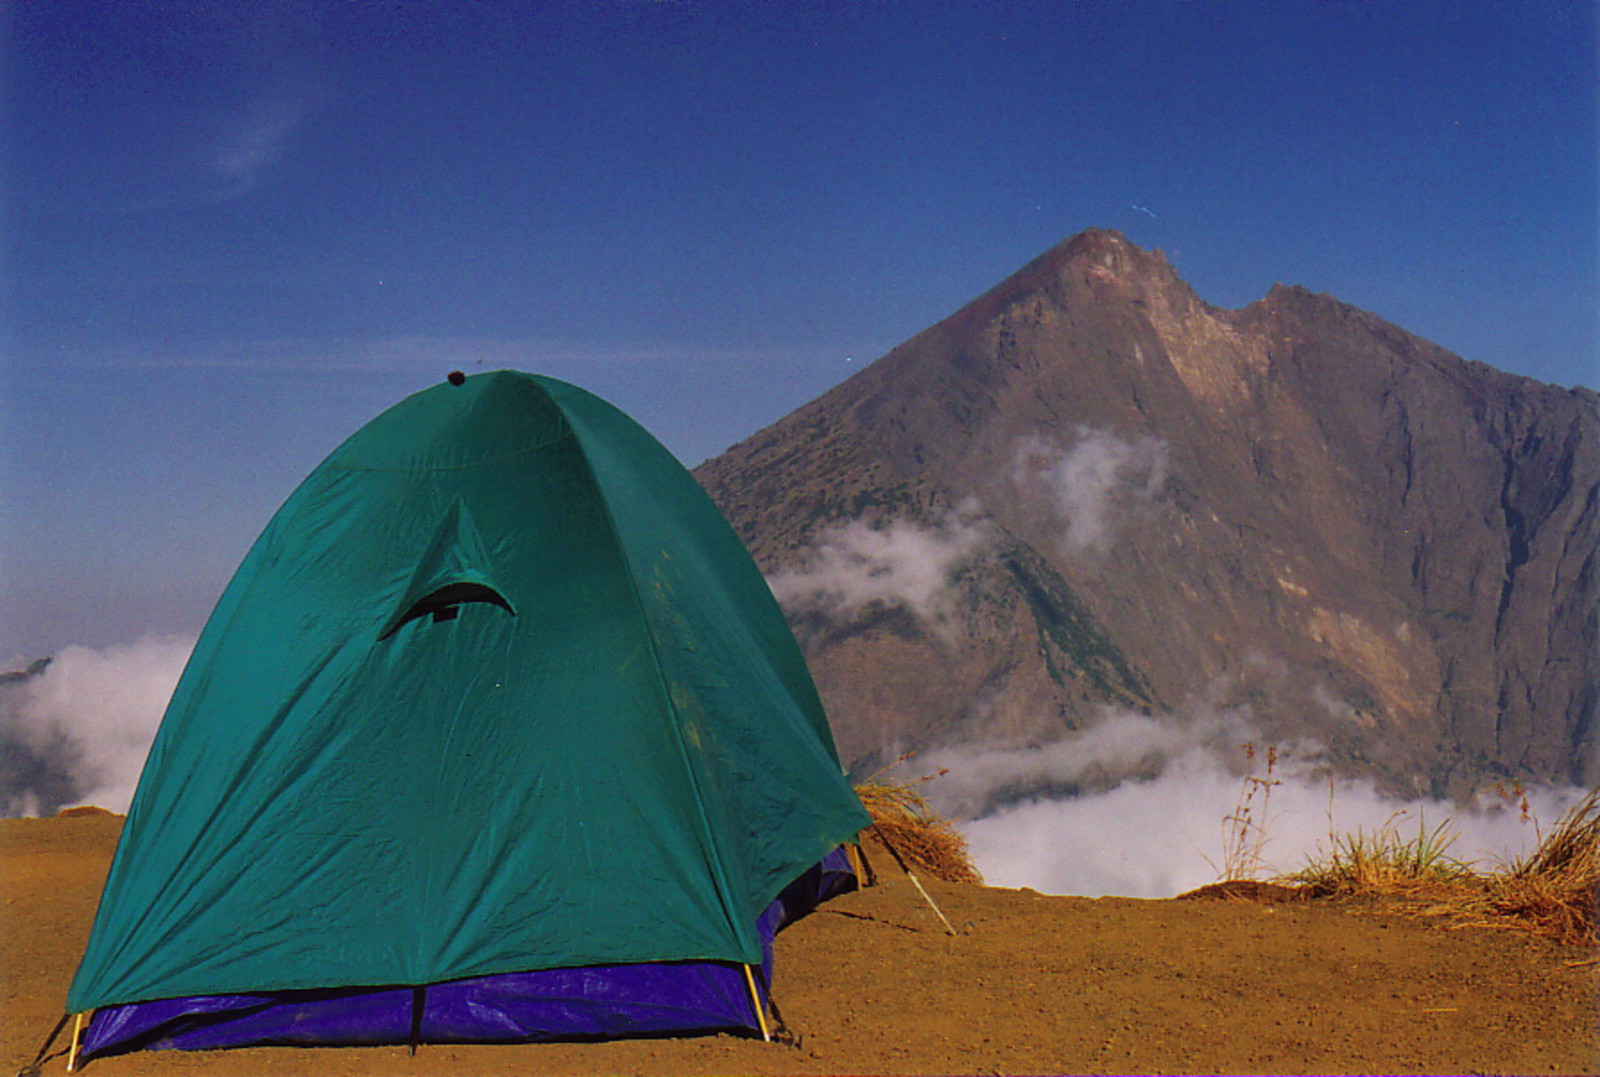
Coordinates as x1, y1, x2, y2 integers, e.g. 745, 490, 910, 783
408, 986, 424, 1056
19, 1011, 71, 1077
66, 1012, 83, 1073
742, 964, 771, 1042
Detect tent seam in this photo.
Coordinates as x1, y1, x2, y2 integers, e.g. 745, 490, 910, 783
323, 433, 573, 473
556, 402, 753, 965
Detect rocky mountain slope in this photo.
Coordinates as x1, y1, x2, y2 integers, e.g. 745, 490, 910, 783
694, 230, 1598, 801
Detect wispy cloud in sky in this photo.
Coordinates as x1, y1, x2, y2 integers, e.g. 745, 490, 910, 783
37, 6, 327, 214
189, 4, 325, 205
206, 93, 315, 202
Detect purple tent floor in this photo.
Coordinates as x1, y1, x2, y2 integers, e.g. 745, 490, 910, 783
81, 849, 855, 1060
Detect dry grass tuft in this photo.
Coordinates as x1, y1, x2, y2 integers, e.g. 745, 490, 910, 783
1285, 786, 1599, 946
855, 773, 982, 885
1479, 788, 1599, 946
1291, 813, 1474, 897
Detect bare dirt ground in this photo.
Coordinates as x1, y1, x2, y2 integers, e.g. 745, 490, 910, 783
4, 813, 1595, 1076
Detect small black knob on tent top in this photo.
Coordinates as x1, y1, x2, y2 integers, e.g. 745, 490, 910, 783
447, 370, 466, 386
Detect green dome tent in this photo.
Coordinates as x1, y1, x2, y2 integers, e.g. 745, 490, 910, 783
66, 371, 869, 1059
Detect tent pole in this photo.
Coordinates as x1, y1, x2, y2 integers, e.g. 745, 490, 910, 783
742, 964, 771, 1043
845, 841, 868, 886
66, 1012, 83, 1072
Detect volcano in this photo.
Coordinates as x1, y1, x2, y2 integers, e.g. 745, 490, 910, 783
694, 230, 1598, 801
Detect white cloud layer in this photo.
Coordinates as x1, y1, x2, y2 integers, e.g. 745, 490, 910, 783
926, 712, 1586, 899
3, 636, 193, 815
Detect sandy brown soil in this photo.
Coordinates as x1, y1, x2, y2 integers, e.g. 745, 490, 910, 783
4, 813, 1595, 1076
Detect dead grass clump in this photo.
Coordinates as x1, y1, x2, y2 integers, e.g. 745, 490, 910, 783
855, 777, 982, 884
1177, 879, 1313, 904
1480, 788, 1599, 945
1285, 786, 1598, 946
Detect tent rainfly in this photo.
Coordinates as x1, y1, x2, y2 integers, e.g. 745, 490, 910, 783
65, 371, 870, 1062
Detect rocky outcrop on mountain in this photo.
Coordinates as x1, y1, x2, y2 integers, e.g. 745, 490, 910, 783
695, 230, 1598, 801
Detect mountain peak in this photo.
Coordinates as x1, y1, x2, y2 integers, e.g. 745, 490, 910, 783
1018, 228, 1176, 288
1056, 226, 1148, 258
937, 229, 1189, 339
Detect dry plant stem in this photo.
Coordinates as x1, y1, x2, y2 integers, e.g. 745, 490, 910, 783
1218, 742, 1280, 880
904, 867, 959, 936
852, 767, 976, 935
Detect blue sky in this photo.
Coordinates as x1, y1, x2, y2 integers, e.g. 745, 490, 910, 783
3, 0, 1596, 662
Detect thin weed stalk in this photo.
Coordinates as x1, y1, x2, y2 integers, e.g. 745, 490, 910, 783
1215, 742, 1281, 881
